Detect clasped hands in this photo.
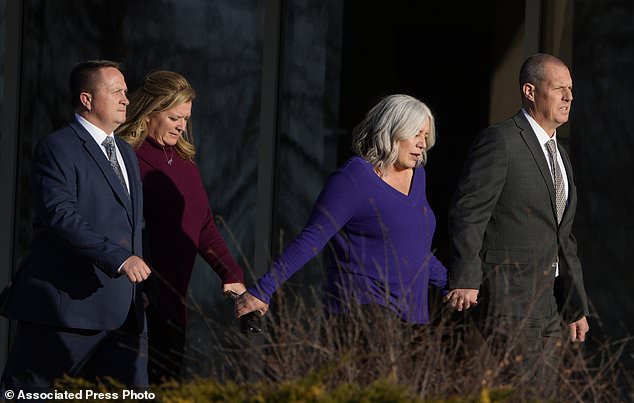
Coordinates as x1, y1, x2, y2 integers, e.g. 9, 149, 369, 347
444, 288, 479, 312
118, 259, 272, 320
219, 283, 269, 318
234, 291, 269, 318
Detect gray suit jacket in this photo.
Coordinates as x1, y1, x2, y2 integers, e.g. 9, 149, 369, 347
448, 111, 589, 322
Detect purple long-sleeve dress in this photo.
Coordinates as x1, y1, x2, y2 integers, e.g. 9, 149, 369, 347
249, 156, 447, 324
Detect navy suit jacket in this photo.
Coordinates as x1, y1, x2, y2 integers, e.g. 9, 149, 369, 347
6, 120, 144, 331
449, 112, 589, 323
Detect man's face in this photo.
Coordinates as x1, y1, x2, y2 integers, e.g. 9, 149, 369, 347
86, 67, 129, 134
525, 61, 573, 135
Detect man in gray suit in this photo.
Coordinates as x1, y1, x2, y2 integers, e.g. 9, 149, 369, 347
445, 54, 589, 375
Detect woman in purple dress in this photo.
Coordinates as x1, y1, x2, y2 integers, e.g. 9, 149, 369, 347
116, 71, 245, 383
237, 94, 447, 325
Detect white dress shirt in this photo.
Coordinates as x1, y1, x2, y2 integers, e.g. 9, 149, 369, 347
75, 113, 130, 192
521, 109, 569, 202
522, 109, 569, 277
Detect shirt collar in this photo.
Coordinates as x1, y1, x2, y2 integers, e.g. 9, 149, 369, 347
521, 109, 557, 146
75, 113, 113, 146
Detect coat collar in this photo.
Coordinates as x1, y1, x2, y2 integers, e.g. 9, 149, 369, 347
68, 120, 134, 223
512, 112, 561, 225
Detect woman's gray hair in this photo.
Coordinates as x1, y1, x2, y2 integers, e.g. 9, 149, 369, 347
352, 94, 436, 174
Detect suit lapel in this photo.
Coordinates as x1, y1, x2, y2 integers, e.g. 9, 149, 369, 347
69, 121, 133, 224
513, 113, 559, 224
117, 136, 141, 228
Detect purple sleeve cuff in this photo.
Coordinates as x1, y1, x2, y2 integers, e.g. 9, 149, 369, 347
248, 286, 271, 305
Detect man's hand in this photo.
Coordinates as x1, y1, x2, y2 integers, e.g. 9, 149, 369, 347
235, 292, 269, 318
223, 282, 247, 296
120, 255, 151, 284
569, 316, 589, 343
444, 288, 479, 311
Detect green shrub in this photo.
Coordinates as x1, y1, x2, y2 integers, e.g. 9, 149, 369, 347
56, 374, 519, 402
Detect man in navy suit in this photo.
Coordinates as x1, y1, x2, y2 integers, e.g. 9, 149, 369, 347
1, 60, 151, 390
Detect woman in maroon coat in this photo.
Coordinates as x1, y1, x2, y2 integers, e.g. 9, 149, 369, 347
117, 71, 245, 383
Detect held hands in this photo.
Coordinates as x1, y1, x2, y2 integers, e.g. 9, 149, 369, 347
569, 316, 589, 343
444, 288, 479, 311
223, 282, 247, 296
225, 288, 265, 334
235, 291, 269, 318
120, 255, 151, 284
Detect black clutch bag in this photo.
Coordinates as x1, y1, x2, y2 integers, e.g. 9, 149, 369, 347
226, 291, 263, 334
239, 311, 263, 334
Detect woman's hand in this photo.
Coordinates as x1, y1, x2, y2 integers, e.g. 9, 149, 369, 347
235, 292, 269, 318
223, 282, 247, 295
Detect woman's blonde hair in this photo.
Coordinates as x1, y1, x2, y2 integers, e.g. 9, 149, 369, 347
116, 70, 197, 160
352, 94, 436, 174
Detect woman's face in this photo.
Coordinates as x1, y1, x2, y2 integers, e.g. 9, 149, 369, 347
147, 101, 192, 146
395, 118, 429, 170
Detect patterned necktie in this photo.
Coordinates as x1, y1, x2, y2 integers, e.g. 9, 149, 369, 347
102, 136, 130, 199
545, 139, 565, 223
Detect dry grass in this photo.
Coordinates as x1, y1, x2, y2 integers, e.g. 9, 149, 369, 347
183, 284, 632, 402
52, 281, 633, 402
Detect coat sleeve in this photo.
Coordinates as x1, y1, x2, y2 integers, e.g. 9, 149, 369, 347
31, 136, 131, 276
448, 127, 508, 289
557, 232, 590, 322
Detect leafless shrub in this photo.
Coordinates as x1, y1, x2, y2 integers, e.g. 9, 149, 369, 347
178, 283, 632, 402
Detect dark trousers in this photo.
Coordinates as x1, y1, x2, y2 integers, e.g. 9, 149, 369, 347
146, 306, 186, 384
1, 305, 148, 392
465, 295, 563, 395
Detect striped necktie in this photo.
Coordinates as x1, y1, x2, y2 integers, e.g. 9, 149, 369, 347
545, 139, 565, 223
102, 136, 130, 199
